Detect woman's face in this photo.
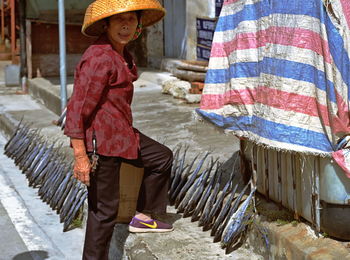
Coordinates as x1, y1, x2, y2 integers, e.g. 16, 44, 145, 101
106, 12, 138, 47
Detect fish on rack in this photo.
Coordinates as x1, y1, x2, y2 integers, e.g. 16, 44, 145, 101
3, 120, 87, 232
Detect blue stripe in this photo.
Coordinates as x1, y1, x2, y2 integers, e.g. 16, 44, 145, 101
214, 0, 350, 100
205, 58, 337, 103
196, 109, 333, 152
323, 11, 350, 100
217, 0, 323, 32
205, 62, 259, 84
216, 1, 269, 32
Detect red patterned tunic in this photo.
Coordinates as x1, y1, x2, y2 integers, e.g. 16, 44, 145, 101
64, 34, 140, 159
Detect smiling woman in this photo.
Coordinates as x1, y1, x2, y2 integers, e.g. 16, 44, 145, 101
62, 0, 174, 260
105, 12, 139, 54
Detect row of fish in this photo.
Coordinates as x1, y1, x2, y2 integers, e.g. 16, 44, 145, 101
169, 145, 258, 253
4, 119, 87, 232
5, 116, 261, 252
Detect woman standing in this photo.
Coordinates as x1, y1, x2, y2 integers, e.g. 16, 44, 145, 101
64, 0, 173, 259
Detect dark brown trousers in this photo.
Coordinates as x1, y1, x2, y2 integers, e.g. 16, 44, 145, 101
82, 132, 173, 260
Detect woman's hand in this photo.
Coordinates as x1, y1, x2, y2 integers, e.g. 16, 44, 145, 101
71, 138, 91, 186
74, 154, 91, 186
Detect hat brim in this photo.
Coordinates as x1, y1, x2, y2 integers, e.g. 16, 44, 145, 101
82, 3, 166, 37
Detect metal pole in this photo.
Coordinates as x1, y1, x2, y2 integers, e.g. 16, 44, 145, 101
58, 0, 67, 112
19, 0, 27, 93
10, 0, 15, 63
1, 0, 5, 42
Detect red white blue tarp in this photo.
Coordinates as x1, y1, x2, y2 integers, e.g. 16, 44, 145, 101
196, 0, 350, 178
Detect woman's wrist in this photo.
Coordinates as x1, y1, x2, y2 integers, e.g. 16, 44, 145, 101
75, 153, 88, 159
71, 138, 88, 158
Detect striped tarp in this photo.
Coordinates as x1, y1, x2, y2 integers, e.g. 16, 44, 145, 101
196, 0, 350, 177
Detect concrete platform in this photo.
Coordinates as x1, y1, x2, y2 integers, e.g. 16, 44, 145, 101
0, 60, 349, 259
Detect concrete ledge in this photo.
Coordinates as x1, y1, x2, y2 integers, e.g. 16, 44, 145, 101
27, 69, 175, 117
248, 196, 350, 259
28, 77, 63, 116
0, 113, 16, 138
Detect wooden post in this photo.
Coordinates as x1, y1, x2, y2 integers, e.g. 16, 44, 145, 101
10, 0, 15, 63
1, 0, 4, 42
26, 20, 32, 79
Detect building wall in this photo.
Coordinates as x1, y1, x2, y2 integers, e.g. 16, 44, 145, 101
26, 0, 164, 77
29, 22, 95, 78
186, 0, 215, 60
26, 0, 93, 24
146, 19, 164, 68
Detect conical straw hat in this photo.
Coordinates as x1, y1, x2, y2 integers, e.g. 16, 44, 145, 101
82, 0, 166, 37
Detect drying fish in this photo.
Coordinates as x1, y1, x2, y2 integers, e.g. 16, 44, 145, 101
4, 117, 24, 151
203, 179, 232, 231
170, 145, 182, 178
203, 160, 238, 231
46, 166, 70, 202
28, 143, 56, 186
18, 135, 42, 170
171, 152, 197, 204
4, 124, 260, 247
169, 145, 189, 200
32, 157, 59, 188
183, 166, 211, 217
177, 168, 208, 214
225, 211, 253, 254
60, 182, 83, 223
175, 152, 210, 207
25, 141, 49, 177
221, 187, 256, 249
211, 183, 238, 237
62, 188, 86, 223
213, 182, 250, 243
56, 178, 77, 214
198, 167, 222, 227
13, 131, 37, 164
22, 141, 45, 173
38, 162, 61, 197
4, 121, 29, 156
190, 160, 218, 222
43, 166, 67, 204
63, 191, 87, 232
53, 107, 67, 128
50, 170, 73, 210
61, 115, 66, 130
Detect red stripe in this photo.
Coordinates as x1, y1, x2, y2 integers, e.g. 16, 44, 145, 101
340, 0, 350, 29
200, 86, 332, 123
224, 0, 241, 5
211, 26, 332, 63
332, 150, 350, 178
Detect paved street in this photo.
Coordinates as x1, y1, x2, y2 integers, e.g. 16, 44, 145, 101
0, 60, 263, 259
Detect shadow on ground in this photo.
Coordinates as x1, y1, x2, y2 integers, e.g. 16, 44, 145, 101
109, 224, 130, 259
13, 250, 49, 260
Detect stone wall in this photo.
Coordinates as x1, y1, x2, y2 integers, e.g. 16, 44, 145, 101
146, 19, 164, 68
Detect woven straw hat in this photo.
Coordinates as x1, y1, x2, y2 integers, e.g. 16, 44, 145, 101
82, 0, 166, 37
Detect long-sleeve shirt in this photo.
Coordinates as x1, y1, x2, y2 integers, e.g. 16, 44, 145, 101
64, 34, 139, 159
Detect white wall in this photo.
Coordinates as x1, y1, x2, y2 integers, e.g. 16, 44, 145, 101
186, 0, 215, 60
